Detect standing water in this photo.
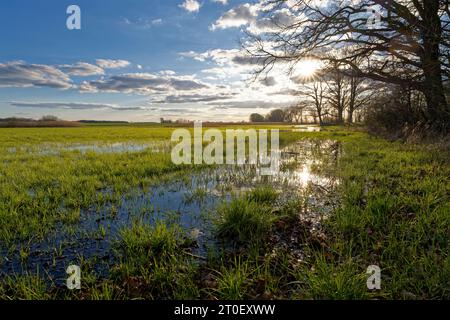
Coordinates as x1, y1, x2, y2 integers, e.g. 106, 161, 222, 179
0, 139, 341, 286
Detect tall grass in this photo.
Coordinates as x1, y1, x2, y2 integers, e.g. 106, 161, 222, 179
216, 197, 277, 244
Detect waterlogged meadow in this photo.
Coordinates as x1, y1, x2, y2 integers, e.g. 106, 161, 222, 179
0, 125, 448, 300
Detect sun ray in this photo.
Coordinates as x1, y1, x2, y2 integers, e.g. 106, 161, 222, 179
295, 59, 322, 80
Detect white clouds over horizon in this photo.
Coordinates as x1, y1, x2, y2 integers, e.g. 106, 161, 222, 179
9, 101, 144, 111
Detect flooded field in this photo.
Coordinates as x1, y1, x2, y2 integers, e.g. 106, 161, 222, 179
1, 126, 448, 300
0, 139, 341, 287
7, 141, 172, 156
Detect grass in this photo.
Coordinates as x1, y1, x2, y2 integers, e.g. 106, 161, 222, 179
215, 197, 277, 244
0, 274, 50, 300
0, 124, 448, 300
322, 135, 450, 299
292, 254, 371, 300
246, 186, 279, 205
112, 220, 200, 299
213, 257, 252, 300
118, 220, 180, 263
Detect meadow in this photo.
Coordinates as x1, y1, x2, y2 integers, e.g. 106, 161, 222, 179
0, 124, 448, 300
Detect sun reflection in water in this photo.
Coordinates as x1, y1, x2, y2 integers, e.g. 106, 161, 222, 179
299, 165, 311, 187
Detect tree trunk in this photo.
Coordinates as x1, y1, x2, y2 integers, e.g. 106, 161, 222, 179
317, 110, 323, 125
348, 107, 354, 124
421, 0, 450, 133
337, 105, 344, 124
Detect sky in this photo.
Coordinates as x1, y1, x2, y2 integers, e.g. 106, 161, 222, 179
0, 0, 303, 122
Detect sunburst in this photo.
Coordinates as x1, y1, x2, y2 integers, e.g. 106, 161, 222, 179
295, 59, 322, 80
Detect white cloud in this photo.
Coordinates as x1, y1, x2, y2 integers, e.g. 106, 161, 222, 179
80, 72, 210, 94
122, 17, 164, 29
96, 59, 131, 69
210, 3, 259, 30
179, 0, 201, 13
153, 92, 236, 104
179, 47, 303, 109
211, 2, 296, 34
10, 101, 147, 111
58, 62, 105, 76
180, 48, 265, 69
248, 8, 297, 34
151, 18, 163, 26
211, 0, 228, 5
0, 61, 72, 89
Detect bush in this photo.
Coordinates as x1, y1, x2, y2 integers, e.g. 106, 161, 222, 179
364, 86, 449, 141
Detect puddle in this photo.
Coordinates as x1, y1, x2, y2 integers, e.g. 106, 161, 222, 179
7, 142, 171, 156
292, 125, 321, 132
0, 139, 341, 285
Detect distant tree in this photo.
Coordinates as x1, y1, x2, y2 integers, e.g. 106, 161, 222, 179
297, 77, 328, 125
40, 115, 59, 122
160, 118, 173, 124
347, 73, 378, 124
265, 109, 286, 122
285, 103, 309, 123
325, 60, 350, 124
249, 113, 265, 122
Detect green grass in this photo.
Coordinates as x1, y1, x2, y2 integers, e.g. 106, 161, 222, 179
211, 129, 449, 299
322, 135, 450, 299
246, 187, 279, 205
119, 220, 180, 259
0, 124, 448, 300
0, 274, 50, 300
213, 257, 252, 300
111, 220, 198, 299
215, 197, 277, 244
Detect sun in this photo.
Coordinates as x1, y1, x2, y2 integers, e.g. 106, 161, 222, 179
296, 59, 322, 79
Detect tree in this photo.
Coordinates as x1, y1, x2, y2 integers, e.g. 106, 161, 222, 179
295, 73, 329, 125
325, 60, 350, 124
40, 115, 59, 122
265, 109, 286, 122
285, 103, 308, 123
249, 113, 266, 122
347, 71, 378, 123
246, 0, 450, 133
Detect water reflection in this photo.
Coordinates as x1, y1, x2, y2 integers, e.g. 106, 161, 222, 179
0, 139, 341, 285
7, 142, 171, 155
292, 125, 321, 132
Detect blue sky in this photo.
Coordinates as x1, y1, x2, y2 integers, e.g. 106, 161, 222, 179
0, 0, 299, 121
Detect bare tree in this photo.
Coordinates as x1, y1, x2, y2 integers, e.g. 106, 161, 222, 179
325, 60, 350, 124
293, 73, 328, 125
347, 70, 379, 123
245, 0, 450, 133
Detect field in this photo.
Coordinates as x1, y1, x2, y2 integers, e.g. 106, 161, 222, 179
0, 124, 448, 300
